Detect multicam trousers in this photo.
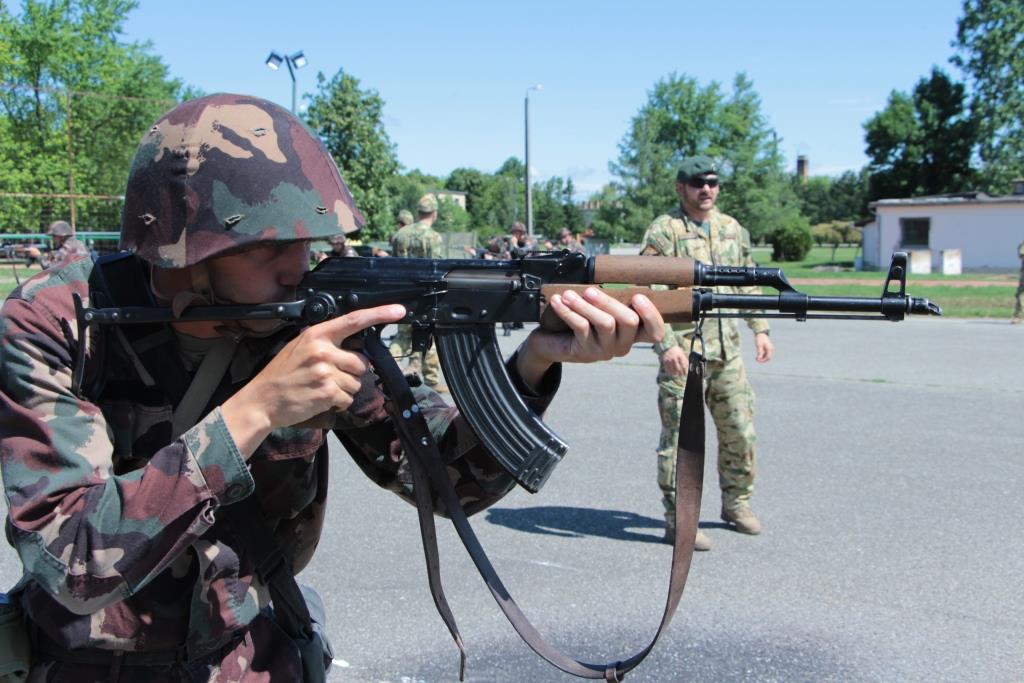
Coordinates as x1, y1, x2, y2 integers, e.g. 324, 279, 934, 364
1014, 267, 1023, 319
656, 353, 757, 526
388, 324, 443, 386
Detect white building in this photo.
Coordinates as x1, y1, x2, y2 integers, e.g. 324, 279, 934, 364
861, 186, 1024, 272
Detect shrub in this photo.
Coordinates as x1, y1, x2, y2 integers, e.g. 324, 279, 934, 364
771, 221, 813, 261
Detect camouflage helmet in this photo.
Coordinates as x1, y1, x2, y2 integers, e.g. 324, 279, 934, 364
416, 193, 438, 214
120, 93, 364, 268
47, 220, 74, 237
397, 209, 414, 226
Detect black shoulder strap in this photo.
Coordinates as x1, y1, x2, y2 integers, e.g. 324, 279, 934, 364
220, 496, 314, 641
361, 326, 706, 682
85, 253, 191, 404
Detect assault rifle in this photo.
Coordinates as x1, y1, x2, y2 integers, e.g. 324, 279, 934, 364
76, 250, 939, 492
72, 250, 939, 681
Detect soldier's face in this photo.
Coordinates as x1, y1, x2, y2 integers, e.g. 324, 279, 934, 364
677, 176, 719, 213
206, 240, 311, 304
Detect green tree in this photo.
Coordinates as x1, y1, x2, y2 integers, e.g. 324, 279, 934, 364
611, 72, 801, 243
304, 68, 399, 240
830, 169, 871, 221
0, 0, 187, 231
434, 196, 471, 234
794, 169, 870, 224
952, 0, 1024, 193
587, 183, 630, 242
445, 166, 493, 232
863, 67, 976, 200
794, 176, 834, 225
476, 158, 525, 236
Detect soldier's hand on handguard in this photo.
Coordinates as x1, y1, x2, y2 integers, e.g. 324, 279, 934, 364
660, 345, 689, 377
517, 287, 664, 389
221, 304, 407, 458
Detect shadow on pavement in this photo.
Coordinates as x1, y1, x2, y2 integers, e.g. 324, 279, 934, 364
484, 506, 726, 544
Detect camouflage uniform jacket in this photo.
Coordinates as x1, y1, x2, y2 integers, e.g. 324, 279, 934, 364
0, 256, 557, 659
640, 206, 769, 363
391, 220, 443, 258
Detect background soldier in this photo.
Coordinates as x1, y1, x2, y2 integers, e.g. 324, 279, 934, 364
1012, 240, 1023, 324
555, 227, 585, 254
389, 194, 446, 391
508, 221, 531, 258
396, 208, 414, 230
317, 232, 358, 262
25, 219, 90, 267
640, 155, 775, 551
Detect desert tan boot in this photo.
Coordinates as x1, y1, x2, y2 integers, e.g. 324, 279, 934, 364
721, 506, 762, 535
663, 525, 711, 551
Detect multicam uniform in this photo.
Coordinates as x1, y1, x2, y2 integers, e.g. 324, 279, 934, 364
0, 256, 554, 682
1014, 241, 1024, 321
641, 207, 769, 525
389, 220, 445, 386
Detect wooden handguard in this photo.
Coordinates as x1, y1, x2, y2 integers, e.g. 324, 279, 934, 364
591, 255, 696, 286
538, 285, 695, 331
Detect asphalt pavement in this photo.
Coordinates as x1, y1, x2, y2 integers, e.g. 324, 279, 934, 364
1, 316, 1021, 682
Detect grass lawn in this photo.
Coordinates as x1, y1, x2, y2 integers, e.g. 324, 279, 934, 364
752, 246, 1017, 283
0, 264, 40, 300
794, 283, 1016, 318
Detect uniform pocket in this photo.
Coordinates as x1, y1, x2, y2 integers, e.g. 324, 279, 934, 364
99, 400, 173, 471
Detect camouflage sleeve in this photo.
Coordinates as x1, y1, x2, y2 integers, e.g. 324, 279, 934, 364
429, 230, 444, 259
640, 216, 682, 354
0, 273, 252, 613
334, 351, 561, 515
738, 224, 770, 335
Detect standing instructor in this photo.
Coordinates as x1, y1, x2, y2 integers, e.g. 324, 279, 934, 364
641, 156, 774, 550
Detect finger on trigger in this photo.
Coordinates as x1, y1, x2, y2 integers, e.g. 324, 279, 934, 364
320, 304, 407, 344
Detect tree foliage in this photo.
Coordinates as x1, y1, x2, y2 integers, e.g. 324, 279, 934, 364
304, 69, 400, 240
0, 0, 187, 231
952, 0, 1024, 193
794, 169, 870, 224
863, 67, 976, 200
442, 157, 582, 241
610, 72, 802, 243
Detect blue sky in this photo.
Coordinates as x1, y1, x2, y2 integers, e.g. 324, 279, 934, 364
123, 0, 966, 198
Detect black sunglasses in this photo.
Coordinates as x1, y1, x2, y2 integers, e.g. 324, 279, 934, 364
686, 176, 720, 189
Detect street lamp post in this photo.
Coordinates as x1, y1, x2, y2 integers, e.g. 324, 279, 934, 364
524, 84, 542, 237
265, 50, 308, 113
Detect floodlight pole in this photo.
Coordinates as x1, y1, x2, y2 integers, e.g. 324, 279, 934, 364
266, 50, 306, 114
285, 57, 297, 114
524, 85, 542, 237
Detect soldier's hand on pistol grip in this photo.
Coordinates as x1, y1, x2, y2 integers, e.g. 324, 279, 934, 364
220, 304, 407, 457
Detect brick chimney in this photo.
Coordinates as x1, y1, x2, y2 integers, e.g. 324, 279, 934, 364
796, 155, 809, 182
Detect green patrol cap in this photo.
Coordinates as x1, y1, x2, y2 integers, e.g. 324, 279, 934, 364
397, 209, 414, 225
676, 156, 719, 182
416, 193, 438, 213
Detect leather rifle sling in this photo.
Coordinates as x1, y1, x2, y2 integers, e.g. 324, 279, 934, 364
362, 328, 707, 682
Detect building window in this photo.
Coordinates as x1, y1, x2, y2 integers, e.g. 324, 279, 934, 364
900, 218, 930, 247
